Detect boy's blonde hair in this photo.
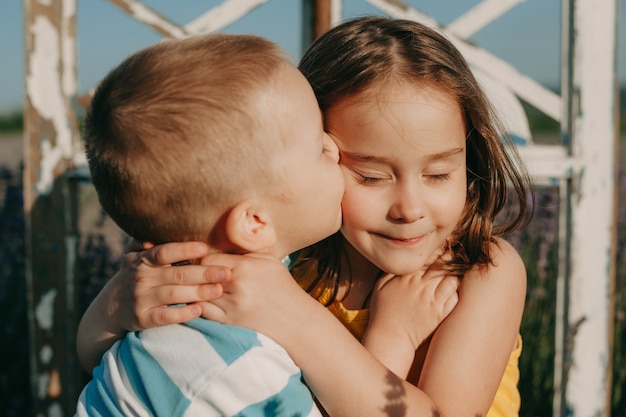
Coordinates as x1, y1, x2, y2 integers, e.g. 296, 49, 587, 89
85, 34, 288, 244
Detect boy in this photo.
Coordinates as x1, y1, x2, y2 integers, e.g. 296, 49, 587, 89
75, 33, 344, 417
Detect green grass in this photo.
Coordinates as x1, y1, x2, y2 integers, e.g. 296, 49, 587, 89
0, 112, 23, 133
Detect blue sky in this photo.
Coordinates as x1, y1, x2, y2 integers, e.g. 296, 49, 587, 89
1, 0, 624, 113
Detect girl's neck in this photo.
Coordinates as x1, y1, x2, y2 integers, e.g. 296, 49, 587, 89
338, 241, 383, 310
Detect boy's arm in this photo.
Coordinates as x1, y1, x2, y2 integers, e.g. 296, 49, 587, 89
76, 241, 228, 372
199, 253, 447, 417
200, 247, 524, 417
279, 290, 442, 417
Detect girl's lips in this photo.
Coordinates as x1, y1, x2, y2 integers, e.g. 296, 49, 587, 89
375, 233, 426, 246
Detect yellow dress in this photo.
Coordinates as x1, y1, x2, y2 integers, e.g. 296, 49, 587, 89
327, 300, 522, 417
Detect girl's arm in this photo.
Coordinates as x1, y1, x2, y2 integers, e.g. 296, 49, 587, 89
416, 238, 527, 416
76, 240, 229, 372
362, 270, 459, 378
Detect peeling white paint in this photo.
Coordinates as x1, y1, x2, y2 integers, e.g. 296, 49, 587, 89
185, 0, 267, 34
48, 402, 63, 417
37, 138, 65, 195
40, 344, 53, 364
447, 0, 525, 38
517, 145, 578, 181
330, 0, 342, 26
37, 372, 49, 399
62, 0, 77, 98
35, 289, 57, 331
365, 0, 440, 28
26, 16, 73, 195
458, 42, 561, 122
73, 151, 87, 167
39, 0, 52, 6
364, 0, 561, 122
473, 67, 531, 144
565, 1, 618, 415
121, 0, 187, 39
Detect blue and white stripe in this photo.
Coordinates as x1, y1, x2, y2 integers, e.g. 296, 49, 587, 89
76, 318, 321, 417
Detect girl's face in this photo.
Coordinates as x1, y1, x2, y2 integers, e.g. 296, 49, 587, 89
326, 82, 468, 276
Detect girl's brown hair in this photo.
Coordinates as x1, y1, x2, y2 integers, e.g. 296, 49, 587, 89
291, 16, 534, 305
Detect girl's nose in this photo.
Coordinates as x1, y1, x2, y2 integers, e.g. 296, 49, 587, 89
388, 182, 425, 223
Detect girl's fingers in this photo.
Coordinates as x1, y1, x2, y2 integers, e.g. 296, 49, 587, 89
373, 273, 396, 290
436, 276, 460, 299
442, 292, 459, 317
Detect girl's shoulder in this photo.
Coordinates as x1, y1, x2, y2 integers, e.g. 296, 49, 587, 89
462, 237, 526, 296
490, 237, 525, 269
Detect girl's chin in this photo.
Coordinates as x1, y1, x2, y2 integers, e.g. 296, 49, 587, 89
372, 259, 429, 276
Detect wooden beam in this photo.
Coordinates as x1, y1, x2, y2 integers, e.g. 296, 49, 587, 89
23, 0, 82, 415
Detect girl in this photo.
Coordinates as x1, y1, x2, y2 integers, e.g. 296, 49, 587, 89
78, 17, 533, 417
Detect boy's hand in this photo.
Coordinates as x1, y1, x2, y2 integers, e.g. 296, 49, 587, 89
76, 240, 230, 373
115, 239, 230, 330
196, 253, 307, 340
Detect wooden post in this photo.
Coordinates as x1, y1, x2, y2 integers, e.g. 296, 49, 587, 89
302, 0, 334, 47
23, 0, 82, 415
563, 0, 619, 415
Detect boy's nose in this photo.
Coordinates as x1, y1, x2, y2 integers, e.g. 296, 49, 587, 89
323, 133, 340, 163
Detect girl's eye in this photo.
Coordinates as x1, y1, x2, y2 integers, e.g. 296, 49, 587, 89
427, 173, 450, 182
357, 174, 385, 185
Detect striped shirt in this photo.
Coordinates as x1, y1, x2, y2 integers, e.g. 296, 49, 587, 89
76, 318, 321, 417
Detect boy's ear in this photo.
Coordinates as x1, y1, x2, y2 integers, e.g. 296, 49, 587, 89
225, 200, 277, 253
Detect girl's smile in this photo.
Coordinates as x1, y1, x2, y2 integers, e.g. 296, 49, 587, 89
327, 81, 467, 278
371, 231, 431, 246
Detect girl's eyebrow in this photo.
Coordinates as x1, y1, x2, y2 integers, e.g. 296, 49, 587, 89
341, 147, 465, 164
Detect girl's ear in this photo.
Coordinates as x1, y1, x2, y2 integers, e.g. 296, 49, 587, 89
225, 200, 277, 253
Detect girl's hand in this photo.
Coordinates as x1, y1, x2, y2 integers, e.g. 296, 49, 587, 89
76, 240, 230, 372
362, 259, 459, 378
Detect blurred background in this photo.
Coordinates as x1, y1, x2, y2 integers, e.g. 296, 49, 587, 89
1, 1, 624, 416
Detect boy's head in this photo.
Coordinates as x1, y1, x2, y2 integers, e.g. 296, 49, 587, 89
85, 33, 344, 258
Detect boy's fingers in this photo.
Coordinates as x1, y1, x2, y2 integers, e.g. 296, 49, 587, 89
161, 264, 231, 286
196, 301, 227, 323
123, 238, 145, 253
154, 281, 225, 305
140, 241, 210, 267
146, 304, 203, 327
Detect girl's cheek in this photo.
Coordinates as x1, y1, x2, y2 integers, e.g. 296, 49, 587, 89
341, 187, 373, 223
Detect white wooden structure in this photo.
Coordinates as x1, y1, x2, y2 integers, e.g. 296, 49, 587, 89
23, 1, 619, 415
